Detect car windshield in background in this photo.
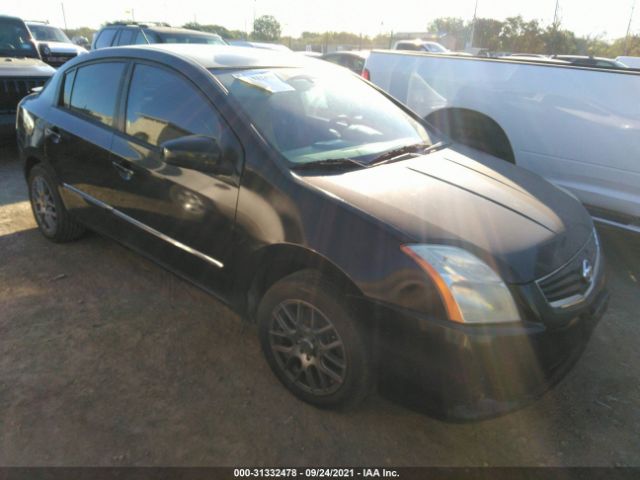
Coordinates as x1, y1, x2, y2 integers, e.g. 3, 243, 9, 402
216, 67, 432, 166
158, 32, 226, 45
28, 25, 71, 43
0, 18, 38, 58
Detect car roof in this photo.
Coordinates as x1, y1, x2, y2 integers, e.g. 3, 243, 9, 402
0, 15, 25, 22
108, 24, 221, 36
93, 44, 315, 69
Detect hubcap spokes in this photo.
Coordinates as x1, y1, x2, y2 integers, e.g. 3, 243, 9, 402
269, 300, 347, 395
32, 177, 57, 233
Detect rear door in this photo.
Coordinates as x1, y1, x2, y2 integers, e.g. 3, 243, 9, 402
107, 62, 242, 283
45, 60, 128, 227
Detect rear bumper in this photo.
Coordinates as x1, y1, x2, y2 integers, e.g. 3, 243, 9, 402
370, 277, 609, 421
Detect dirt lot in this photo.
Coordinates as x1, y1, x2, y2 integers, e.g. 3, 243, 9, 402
1, 146, 639, 467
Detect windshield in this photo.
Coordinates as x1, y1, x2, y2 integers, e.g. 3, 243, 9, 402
216, 67, 432, 166
158, 32, 226, 45
28, 24, 71, 43
0, 18, 38, 58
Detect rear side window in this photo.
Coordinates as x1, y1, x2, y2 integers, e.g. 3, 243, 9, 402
397, 43, 421, 51
69, 62, 126, 126
116, 29, 135, 46
125, 64, 221, 146
94, 28, 117, 48
61, 69, 76, 107
134, 31, 147, 44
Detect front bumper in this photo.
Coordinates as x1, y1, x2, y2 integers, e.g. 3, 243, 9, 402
370, 265, 609, 421
0, 112, 16, 137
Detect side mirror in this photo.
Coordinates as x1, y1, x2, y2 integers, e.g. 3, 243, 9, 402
162, 135, 222, 173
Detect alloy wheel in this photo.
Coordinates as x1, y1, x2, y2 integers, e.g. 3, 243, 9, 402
31, 176, 58, 235
268, 300, 347, 395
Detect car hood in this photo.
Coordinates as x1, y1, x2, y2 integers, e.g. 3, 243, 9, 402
41, 41, 86, 54
0, 57, 56, 77
300, 145, 593, 284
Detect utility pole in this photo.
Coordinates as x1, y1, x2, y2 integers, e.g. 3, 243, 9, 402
625, 0, 636, 55
551, 0, 560, 55
468, 0, 479, 49
60, 2, 68, 30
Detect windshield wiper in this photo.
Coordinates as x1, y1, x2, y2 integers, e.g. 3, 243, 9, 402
368, 141, 449, 166
290, 158, 367, 171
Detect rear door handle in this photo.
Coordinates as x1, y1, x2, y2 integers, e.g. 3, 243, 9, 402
112, 160, 135, 180
45, 126, 62, 144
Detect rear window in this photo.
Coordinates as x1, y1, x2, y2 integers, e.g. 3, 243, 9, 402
68, 62, 126, 126
94, 28, 117, 49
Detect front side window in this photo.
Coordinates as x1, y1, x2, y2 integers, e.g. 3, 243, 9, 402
216, 67, 432, 166
68, 62, 126, 126
125, 64, 221, 146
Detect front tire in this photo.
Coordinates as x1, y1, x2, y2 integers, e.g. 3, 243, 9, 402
257, 270, 373, 409
28, 164, 85, 242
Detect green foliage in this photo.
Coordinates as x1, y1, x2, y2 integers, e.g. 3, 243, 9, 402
428, 15, 636, 57
252, 15, 281, 41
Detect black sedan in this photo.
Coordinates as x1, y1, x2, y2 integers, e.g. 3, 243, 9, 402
16, 45, 608, 419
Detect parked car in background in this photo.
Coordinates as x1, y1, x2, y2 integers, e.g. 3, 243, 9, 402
17, 44, 608, 419
551, 55, 627, 69
616, 56, 640, 68
364, 50, 640, 233
321, 50, 369, 74
91, 22, 226, 50
393, 39, 449, 53
228, 40, 290, 51
0, 15, 55, 137
26, 21, 87, 67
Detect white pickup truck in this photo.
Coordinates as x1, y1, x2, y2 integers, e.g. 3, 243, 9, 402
363, 50, 640, 233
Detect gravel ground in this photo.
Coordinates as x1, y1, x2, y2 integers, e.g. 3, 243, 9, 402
1, 146, 639, 466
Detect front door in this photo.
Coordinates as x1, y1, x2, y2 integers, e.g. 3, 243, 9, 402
106, 62, 242, 290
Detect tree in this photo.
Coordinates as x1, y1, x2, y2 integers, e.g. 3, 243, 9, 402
252, 15, 281, 42
427, 17, 469, 50
472, 18, 504, 50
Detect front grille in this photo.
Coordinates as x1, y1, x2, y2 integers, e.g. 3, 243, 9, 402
0, 77, 49, 113
537, 232, 599, 307
46, 52, 77, 67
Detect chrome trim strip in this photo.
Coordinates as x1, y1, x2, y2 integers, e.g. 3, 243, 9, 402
535, 230, 600, 309
62, 183, 224, 269
592, 216, 640, 235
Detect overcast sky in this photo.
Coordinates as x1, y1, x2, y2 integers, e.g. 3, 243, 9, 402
5, 0, 638, 40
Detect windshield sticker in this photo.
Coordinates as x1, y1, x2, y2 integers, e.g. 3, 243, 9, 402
232, 71, 296, 94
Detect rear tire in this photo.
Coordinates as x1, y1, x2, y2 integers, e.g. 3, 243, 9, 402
257, 270, 373, 409
28, 164, 85, 242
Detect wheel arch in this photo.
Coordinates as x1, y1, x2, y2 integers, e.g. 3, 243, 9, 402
425, 107, 515, 163
23, 153, 42, 179
239, 243, 364, 322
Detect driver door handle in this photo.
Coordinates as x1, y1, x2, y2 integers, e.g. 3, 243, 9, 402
45, 126, 62, 144
112, 160, 135, 180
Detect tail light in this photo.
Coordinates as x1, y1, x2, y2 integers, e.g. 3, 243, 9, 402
361, 68, 370, 81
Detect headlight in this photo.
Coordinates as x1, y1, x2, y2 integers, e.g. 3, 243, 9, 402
401, 244, 520, 324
